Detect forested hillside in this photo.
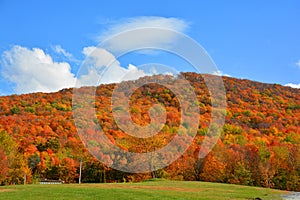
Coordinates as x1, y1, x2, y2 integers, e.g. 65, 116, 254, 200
0, 72, 299, 191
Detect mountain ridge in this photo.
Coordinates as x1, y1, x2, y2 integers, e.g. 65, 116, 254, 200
0, 73, 299, 97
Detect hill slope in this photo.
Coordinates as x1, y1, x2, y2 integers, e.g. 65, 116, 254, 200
0, 72, 299, 191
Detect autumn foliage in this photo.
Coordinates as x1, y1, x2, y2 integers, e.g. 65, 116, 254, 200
0, 72, 299, 191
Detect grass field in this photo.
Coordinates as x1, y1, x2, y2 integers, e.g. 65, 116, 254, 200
0, 180, 287, 200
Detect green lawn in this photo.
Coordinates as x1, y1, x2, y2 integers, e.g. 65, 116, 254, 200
0, 180, 287, 200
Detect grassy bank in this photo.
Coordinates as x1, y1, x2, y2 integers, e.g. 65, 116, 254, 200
0, 180, 287, 200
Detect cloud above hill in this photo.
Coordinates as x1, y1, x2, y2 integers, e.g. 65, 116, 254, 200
96, 16, 189, 53
77, 46, 147, 86
1, 45, 76, 94
0, 45, 148, 94
285, 83, 300, 89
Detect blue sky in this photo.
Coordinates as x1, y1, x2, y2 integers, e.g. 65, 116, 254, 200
0, 0, 299, 95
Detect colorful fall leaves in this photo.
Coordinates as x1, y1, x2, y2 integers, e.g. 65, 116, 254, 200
0, 73, 299, 190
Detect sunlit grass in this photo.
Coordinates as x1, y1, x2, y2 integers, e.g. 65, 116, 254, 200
0, 180, 287, 200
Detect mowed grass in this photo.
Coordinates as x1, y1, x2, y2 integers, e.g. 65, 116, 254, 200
0, 180, 287, 200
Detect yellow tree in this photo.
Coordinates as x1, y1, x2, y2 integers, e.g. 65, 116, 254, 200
0, 128, 29, 185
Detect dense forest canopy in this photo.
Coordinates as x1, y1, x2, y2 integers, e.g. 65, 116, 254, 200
0, 72, 299, 191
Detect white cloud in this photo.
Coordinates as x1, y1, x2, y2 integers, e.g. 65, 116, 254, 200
1, 45, 76, 94
97, 16, 189, 53
53, 45, 80, 63
212, 70, 231, 77
124, 64, 148, 81
285, 83, 300, 89
99, 16, 188, 40
53, 45, 73, 59
0, 45, 151, 94
82, 46, 97, 56
82, 46, 119, 68
77, 46, 148, 86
